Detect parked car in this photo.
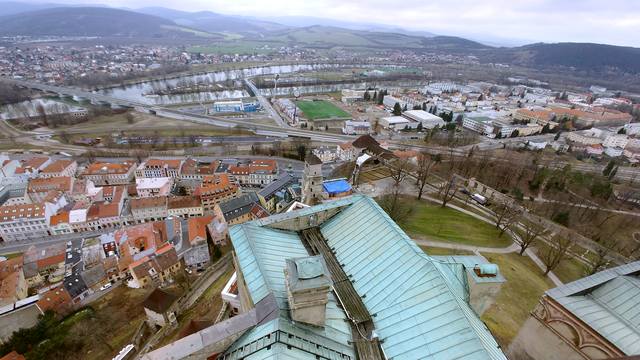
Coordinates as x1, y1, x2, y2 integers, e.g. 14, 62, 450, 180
99, 283, 112, 291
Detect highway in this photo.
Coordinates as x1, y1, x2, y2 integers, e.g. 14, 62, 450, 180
5, 78, 640, 181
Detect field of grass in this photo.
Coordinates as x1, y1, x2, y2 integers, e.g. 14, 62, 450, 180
188, 42, 275, 55
401, 197, 511, 248
419, 246, 474, 256
481, 252, 554, 348
533, 243, 587, 284
295, 100, 350, 120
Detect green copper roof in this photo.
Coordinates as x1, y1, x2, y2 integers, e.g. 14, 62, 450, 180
547, 261, 640, 355
320, 196, 506, 359
229, 195, 506, 360
229, 224, 354, 359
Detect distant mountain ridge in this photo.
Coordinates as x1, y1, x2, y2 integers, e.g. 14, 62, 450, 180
0, 3, 638, 74
0, 7, 205, 38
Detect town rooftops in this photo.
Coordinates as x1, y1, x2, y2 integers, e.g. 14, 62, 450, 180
546, 261, 640, 355
187, 215, 213, 245
219, 192, 260, 220
0, 203, 45, 223
167, 195, 201, 210
136, 177, 171, 189
257, 174, 296, 200
84, 161, 135, 175
229, 195, 507, 359
142, 159, 182, 169
41, 159, 74, 174
130, 196, 167, 210
27, 176, 72, 193
143, 288, 177, 314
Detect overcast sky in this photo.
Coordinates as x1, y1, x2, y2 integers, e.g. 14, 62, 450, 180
31, 0, 640, 47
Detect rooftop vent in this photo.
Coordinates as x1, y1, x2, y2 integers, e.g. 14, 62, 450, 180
284, 256, 331, 327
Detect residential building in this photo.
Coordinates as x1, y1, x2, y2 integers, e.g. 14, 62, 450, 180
83, 161, 136, 185
228, 159, 278, 187
604, 147, 624, 158
0, 256, 27, 307
142, 288, 177, 328
312, 146, 337, 163
603, 134, 629, 149
218, 192, 266, 225
128, 243, 181, 288
257, 174, 297, 213
340, 89, 368, 103
510, 262, 640, 360
342, 120, 371, 135
36, 286, 72, 315
37, 159, 77, 179
27, 177, 73, 202
23, 243, 66, 288
130, 196, 168, 222
194, 174, 240, 213
183, 215, 214, 270
336, 142, 358, 161
135, 159, 183, 179
462, 115, 496, 135
179, 159, 219, 181
136, 177, 173, 198
167, 195, 204, 218
0, 194, 66, 242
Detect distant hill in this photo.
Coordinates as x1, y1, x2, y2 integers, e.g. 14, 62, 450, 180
0, 7, 210, 38
254, 25, 488, 51
137, 6, 287, 34
490, 42, 640, 74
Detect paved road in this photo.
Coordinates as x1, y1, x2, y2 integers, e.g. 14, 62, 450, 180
6, 78, 640, 182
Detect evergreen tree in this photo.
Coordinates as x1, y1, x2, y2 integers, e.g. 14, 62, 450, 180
422, 102, 427, 111
363, 90, 371, 101
496, 132, 503, 139
511, 129, 520, 137
602, 160, 616, 177
416, 122, 423, 132
554, 132, 561, 141
392, 102, 402, 116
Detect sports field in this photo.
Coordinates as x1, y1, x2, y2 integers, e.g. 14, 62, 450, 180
295, 100, 350, 120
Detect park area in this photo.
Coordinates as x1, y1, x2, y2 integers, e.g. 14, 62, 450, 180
399, 197, 511, 248
295, 100, 350, 120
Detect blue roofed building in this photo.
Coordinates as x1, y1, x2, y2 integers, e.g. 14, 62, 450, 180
510, 261, 640, 360
142, 195, 507, 360
322, 178, 352, 199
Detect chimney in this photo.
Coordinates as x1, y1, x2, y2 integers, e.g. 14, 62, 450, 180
284, 256, 331, 327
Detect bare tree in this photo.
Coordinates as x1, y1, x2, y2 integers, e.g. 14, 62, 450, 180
415, 152, 436, 200
515, 217, 549, 255
492, 201, 522, 237
387, 158, 411, 188
438, 174, 459, 207
540, 234, 573, 275
379, 185, 412, 223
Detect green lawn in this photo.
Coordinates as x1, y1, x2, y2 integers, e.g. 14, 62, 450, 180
419, 246, 473, 256
533, 243, 586, 283
295, 100, 350, 120
481, 252, 555, 348
401, 198, 511, 248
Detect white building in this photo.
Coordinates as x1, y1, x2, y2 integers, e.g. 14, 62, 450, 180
312, 146, 338, 163
402, 110, 445, 129
37, 159, 77, 179
603, 134, 629, 149
136, 177, 173, 198
624, 123, 640, 136
463, 116, 495, 135
342, 120, 371, 135
604, 147, 624, 158
0, 194, 67, 242
380, 116, 412, 130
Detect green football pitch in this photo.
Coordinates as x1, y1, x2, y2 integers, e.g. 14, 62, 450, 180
295, 100, 351, 120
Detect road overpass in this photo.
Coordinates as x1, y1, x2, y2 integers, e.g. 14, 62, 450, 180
5, 78, 640, 182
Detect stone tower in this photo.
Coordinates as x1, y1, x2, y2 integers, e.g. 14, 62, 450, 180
302, 153, 323, 205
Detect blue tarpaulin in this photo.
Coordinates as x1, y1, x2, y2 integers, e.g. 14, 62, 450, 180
323, 179, 352, 194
